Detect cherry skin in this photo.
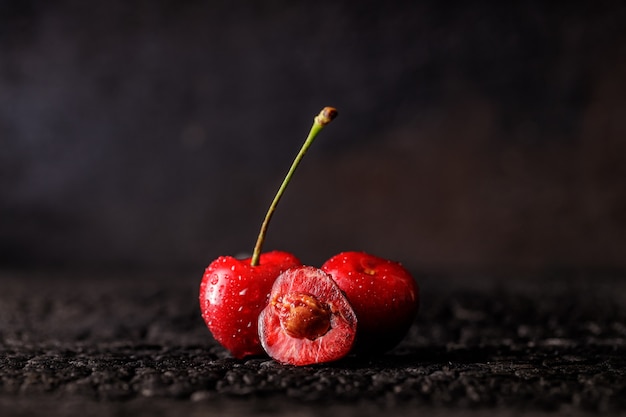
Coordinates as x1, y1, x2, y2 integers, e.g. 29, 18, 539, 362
199, 250, 301, 358
258, 266, 357, 365
321, 251, 419, 355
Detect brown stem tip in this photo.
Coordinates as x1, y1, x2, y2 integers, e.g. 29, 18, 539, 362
315, 107, 338, 126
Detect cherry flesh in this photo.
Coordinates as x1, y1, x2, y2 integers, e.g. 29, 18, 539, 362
258, 266, 357, 365
199, 250, 301, 358
321, 251, 419, 355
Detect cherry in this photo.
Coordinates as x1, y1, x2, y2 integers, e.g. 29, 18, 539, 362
200, 251, 301, 358
321, 251, 419, 355
199, 107, 338, 358
258, 266, 357, 365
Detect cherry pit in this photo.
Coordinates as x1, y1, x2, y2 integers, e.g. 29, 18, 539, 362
199, 107, 419, 365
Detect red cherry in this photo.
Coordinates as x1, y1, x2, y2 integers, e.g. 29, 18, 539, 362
321, 251, 419, 355
199, 250, 301, 358
258, 266, 357, 365
199, 108, 339, 359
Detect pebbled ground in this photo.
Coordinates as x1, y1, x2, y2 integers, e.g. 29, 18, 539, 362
1, 269, 625, 416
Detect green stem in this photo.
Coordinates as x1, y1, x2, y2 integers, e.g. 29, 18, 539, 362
251, 107, 338, 266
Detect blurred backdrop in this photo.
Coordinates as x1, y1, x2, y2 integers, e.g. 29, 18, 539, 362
1, 1, 625, 273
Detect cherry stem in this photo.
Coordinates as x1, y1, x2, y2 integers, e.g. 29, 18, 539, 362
250, 107, 338, 267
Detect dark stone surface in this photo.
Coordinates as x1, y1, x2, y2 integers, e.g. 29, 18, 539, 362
1, 270, 625, 416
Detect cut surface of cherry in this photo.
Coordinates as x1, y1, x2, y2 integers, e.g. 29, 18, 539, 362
258, 266, 357, 366
321, 251, 419, 355
199, 251, 301, 358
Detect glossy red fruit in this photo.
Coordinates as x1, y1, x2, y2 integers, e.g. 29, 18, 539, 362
258, 266, 357, 365
321, 251, 419, 355
199, 250, 301, 358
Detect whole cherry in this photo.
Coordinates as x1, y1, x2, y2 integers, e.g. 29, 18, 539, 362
258, 266, 357, 365
321, 251, 419, 355
199, 107, 338, 358
200, 251, 301, 358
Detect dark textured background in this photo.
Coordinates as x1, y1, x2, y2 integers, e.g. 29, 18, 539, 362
2, 1, 626, 272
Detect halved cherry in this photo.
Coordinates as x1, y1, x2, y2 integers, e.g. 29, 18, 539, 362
258, 266, 357, 365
